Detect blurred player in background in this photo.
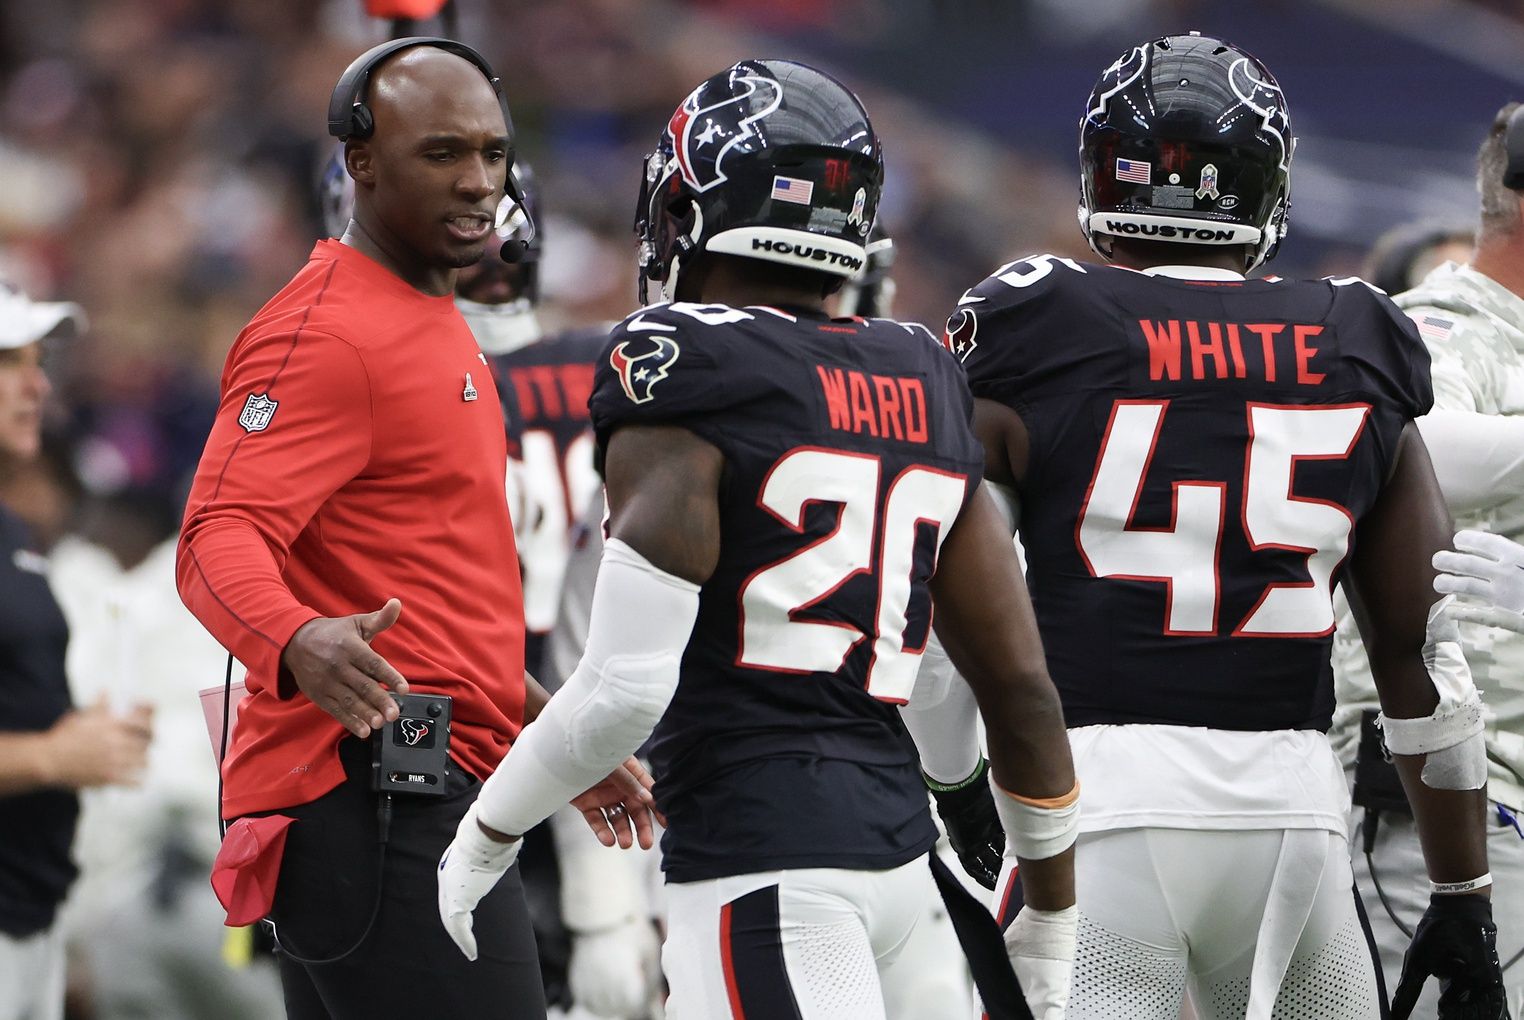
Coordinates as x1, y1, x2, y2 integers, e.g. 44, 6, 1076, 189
1334, 101, 1524, 1018
1363, 222, 1475, 300
440, 57, 1080, 1020
0, 283, 154, 1020
947, 33, 1506, 1019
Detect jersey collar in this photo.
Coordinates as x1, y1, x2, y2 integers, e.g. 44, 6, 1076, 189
1139, 265, 1247, 282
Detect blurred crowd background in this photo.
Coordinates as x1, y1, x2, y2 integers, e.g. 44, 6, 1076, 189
1, 0, 1520, 547
0, 0, 1520, 1017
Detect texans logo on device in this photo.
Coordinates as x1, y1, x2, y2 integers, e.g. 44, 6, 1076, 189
399, 719, 430, 747
610, 335, 681, 404
666, 66, 783, 193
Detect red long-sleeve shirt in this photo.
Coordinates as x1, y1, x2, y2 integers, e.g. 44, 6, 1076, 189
178, 241, 525, 818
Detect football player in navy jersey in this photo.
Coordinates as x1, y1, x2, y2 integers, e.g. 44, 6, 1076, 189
439, 58, 1080, 1020
941, 33, 1507, 1020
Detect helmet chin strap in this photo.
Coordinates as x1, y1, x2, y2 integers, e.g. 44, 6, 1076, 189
456, 297, 543, 355
659, 255, 683, 303
656, 202, 704, 305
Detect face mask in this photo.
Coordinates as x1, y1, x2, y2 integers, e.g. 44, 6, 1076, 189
456, 297, 543, 355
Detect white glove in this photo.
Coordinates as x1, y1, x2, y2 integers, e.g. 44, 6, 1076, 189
1434, 529, 1524, 632
1004, 904, 1077, 1020
437, 803, 522, 960
568, 917, 660, 1018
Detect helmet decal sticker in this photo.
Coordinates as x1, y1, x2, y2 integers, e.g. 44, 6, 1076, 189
1228, 57, 1292, 171
668, 71, 783, 193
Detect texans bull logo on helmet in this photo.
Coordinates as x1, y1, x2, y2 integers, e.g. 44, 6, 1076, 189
610, 334, 681, 404
1227, 57, 1293, 171
667, 68, 783, 193
1086, 45, 1147, 122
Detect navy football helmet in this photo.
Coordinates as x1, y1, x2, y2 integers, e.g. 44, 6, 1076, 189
635, 58, 884, 304
1078, 33, 1295, 270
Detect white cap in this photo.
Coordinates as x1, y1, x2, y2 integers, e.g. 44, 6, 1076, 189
0, 281, 85, 350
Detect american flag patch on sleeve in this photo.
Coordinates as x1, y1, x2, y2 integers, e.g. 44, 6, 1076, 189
771, 176, 814, 204
1415, 314, 1453, 343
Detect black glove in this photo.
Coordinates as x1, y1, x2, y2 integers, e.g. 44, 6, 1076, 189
927, 758, 1004, 891
1391, 893, 1510, 1020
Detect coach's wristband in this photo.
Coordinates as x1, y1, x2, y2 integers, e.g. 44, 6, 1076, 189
1430, 873, 1492, 895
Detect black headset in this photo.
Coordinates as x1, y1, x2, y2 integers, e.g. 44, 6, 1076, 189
1503, 102, 1524, 191
327, 35, 535, 260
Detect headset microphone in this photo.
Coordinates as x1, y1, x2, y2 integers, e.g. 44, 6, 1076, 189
497, 170, 537, 263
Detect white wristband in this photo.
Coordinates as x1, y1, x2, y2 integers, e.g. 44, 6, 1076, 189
1431, 873, 1492, 895
991, 779, 1080, 861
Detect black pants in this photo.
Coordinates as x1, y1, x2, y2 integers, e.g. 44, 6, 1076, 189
257, 738, 546, 1019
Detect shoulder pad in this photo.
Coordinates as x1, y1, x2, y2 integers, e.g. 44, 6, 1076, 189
943, 254, 1092, 362
1328, 277, 1434, 418
592, 303, 765, 433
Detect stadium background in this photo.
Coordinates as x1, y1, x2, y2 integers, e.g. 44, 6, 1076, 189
2, 0, 1519, 530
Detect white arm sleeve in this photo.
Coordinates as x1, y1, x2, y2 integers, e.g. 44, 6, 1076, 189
1416, 410, 1524, 514
473, 538, 700, 837
899, 634, 981, 785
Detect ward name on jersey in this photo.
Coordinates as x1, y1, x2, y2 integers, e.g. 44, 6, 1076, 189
953, 255, 1433, 734
589, 301, 984, 882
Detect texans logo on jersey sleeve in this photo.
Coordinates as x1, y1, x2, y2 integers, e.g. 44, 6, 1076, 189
610, 335, 681, 404
943, 306, 979, 362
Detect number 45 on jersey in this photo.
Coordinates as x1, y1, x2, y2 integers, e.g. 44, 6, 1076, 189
1079, 399, 1370, 638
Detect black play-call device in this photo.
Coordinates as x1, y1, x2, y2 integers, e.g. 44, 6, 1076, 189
371, 693, 452, 798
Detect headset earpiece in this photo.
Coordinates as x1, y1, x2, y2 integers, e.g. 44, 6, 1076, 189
1503, 103, 1524, 191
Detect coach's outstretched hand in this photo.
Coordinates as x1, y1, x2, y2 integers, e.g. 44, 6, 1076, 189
1435, 529, 1524, 633
281, 598, 410, 738
929, 758, 1005, 890
1391, 894, 1510, 1019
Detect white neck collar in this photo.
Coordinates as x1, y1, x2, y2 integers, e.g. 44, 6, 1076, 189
1139, 265, 1247, 282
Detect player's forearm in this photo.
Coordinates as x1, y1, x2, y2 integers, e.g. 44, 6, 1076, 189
899, 643, 982, 784
474, 539, 698, 838
0, 732, 53, 796
524, 671, 549, 723
1015, 846, 1076, 913
980, 681, 1074, 802
1394, 757, 1491, 890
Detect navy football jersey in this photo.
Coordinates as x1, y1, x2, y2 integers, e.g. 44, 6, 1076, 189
590, 302, 984, 882
491, 327, 607, 669
952, 256, 1432, 733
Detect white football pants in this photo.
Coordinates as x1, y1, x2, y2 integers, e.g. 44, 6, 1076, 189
1068, 827, 1384, 1020
661, 855, 968, 1020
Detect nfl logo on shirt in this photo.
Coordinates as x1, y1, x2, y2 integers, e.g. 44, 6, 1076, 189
238, 392, 278, 433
